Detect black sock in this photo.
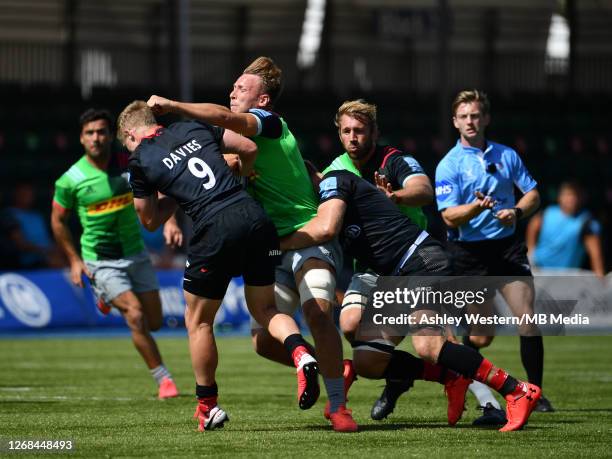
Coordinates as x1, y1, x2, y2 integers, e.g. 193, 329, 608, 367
196, 383, 218, 399
437, 341, 483, 378
383, 350, 423, 387
283, 333, 308, 355
438, 342, 522, 397
499, 376, 521, 397
520, 336, 543, 387
462, 335, 480, 352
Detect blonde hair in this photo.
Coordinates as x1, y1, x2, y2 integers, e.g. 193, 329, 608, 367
452, 90, 490, 117
243, 56, 283, 105
334, 99, 378, 130
116, 100, 156, 144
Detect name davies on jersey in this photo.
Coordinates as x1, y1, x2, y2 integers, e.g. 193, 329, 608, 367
162, 139, 202, 169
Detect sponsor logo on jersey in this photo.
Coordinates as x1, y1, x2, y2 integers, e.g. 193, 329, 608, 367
402, 156, 424, 173
435, 181, 453, 200
345, 224, 361, 240
319, 177, 339, 200
86, 192, 134, 215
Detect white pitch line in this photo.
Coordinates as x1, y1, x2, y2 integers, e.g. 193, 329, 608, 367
0, 394, 144, 401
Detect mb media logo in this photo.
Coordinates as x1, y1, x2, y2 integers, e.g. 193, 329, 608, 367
0, 273, 51, 327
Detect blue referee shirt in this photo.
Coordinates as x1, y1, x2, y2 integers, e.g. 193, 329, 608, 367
435, 140, 537, 241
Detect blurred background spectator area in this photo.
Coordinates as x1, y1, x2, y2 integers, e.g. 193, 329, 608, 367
0, 0, 610, 270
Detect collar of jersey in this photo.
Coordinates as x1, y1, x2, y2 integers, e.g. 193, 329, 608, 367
455, 139, 494, 156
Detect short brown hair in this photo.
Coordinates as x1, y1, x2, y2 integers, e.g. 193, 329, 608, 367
334, 99, 378, 130
452, 90, 490, 117
116, 100, 156, 144
243, 56, 283, 105
79, 108, 113, 133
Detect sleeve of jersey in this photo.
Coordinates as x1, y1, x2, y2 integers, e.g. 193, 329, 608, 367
509, 149, 537, 193
388, 155, 427, 189
434, 159, 461, 211
52, 175, 75, 210
581, 216, 602, 237
318, 174, 350, 204
248, 109, 282, 139
128, 157, 155, 198
211, 125, 225, 144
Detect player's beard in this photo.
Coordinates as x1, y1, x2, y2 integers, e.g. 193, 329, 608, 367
347, 136, 375, 161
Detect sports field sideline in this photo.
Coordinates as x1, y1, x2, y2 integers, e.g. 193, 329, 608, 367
1, 335, 611, 457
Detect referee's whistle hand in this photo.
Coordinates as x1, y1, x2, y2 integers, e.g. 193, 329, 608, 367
474, 191, 496, 210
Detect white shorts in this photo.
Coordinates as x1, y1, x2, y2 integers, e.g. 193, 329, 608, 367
250, 240, 342, 330
85, 251, 159, 303
275, 240, 342, 291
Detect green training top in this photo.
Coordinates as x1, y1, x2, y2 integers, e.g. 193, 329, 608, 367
323, 152, 428, 230
249, 116, 318, 237
53, 154, 144, 261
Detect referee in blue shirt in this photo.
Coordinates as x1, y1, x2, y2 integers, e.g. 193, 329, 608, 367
436, 90, 553, 413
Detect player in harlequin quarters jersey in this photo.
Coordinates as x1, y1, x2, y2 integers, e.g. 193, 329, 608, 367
50, 108, 179, 400
322, 99, 436, 419
144, 57, 357, 433
117, 100, 319, 432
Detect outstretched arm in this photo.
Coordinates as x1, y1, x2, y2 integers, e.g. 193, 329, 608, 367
221, 129, 258, 176
147, 95, 260, 137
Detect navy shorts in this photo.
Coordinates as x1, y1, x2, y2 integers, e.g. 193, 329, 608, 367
183, 198, 281, 299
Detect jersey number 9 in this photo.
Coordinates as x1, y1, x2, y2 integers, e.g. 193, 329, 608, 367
188, 157, 216, 190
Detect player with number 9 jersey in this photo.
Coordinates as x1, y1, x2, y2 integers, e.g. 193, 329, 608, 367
118, 100, 319, 432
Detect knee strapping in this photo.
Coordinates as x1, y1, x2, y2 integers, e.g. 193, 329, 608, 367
298, 269, 335, 304
340, 292, 367, 313
351, 339, 396, 354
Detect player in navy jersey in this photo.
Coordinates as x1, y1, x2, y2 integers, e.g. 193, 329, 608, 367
117, 100, 319, 432
281, 168, 542, 432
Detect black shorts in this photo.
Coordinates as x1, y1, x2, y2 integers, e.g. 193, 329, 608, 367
397, 237, 454, 277
396, 237, 455, 315
183, 198, 281, 299
446, 235, 532, 277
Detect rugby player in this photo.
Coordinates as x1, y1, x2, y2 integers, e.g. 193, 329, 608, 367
322, 99, 435, 420
145, 56, 356, 432
117, 101, 319, 431
51, 108, 179, 400
281, 168, 542, 432
323, 100, 504, 423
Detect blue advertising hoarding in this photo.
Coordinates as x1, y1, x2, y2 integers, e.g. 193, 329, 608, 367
0, 270, 250, 332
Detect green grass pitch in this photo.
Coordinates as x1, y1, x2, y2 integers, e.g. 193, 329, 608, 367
1, 335, 611, 457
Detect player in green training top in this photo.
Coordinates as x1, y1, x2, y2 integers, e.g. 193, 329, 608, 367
322, 99, 436, 420
50, 108, 179, 400
324, 99, 433, 344
147, 57, 357, 432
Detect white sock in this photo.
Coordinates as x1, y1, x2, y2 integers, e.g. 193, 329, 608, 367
150, 365, 172, 386
469, 381, 501, 409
